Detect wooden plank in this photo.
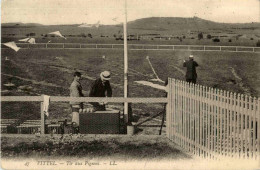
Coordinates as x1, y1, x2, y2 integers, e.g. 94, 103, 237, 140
216, 89, 219, 158
172, 79, 175, 142
256, 98, 260, 162
220, 90, 223, 157
40, 102, 45, 135
183, 81, 186, 150
252, 97, 257, 160
206, 87, 210, 159
199, 85, 203, 157
248, 96, 253, 159
242, 94, 246, 159
245, 95, 249, 159
210, 88, 214, 159
223, 90, 228, 157
2, 96, 168, 103
240, 94, 244, 159
235, 93, 239, 158
195, 84, 199, 156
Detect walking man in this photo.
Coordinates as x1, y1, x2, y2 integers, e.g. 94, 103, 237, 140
183, 55, 199, 84
70, 71, 84, 132
89, 71, 112, 111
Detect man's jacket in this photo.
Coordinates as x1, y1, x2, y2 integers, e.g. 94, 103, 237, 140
89, 78, 112, 97
70, 80, 84, 106
183, 59, 199, 80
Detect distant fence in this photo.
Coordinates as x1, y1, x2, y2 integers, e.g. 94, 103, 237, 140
166, 78, 260, 160
1, 43, 260, 53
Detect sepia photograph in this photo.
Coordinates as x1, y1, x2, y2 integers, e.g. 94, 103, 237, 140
1, 0, 260, 169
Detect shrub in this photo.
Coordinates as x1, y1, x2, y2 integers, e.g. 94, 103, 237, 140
81, 33, 87, 38
256, 40, 260, 47
213, 38, 220, 42
250, 38, 254, 40
88, 33, 92, 38
228, 39, 232, 42
207, 34, 212, 39
198, 32, 203, 40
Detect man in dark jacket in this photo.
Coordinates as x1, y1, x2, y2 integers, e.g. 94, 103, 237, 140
183, 55, 199, 84
89, 71, 112, 111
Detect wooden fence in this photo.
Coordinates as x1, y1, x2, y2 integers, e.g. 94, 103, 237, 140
1, 43, 260, 53
1, 96, 167, 134
166, 78, 260, 160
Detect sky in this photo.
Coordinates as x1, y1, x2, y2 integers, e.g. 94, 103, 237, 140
1, 0, 260, 25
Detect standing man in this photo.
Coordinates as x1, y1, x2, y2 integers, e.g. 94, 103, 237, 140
70, 71, 84, 132
183, 55, 199, 84
89, 71, 112, 111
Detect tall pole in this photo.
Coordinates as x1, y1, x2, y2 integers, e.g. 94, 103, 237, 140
123, 0, 129, 123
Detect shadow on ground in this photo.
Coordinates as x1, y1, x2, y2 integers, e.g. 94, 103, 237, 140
1, 134, 191, 161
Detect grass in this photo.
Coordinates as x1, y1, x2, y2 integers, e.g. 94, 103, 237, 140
1, 134, 191, 160
1, 48, 259, 123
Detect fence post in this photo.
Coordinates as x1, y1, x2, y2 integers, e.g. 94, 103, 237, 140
40, 101, 45, 134
80, 44, 81, 48
46, 43, 47, 48
258, 98, 260, 163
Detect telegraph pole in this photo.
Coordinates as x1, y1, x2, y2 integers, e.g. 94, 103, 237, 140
123, 0, 129, 123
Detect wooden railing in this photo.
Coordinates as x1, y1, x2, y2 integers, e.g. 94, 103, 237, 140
166, 78, 260, 160
1, 96, 167, 134
1, 43, 260, 53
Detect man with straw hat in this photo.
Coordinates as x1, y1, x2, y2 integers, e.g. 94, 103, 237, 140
183, 55, 199, 84
89, 71, 112, 111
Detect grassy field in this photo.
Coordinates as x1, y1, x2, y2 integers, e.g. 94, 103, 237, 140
1, 48, 259, 130
1, 134, 190, 160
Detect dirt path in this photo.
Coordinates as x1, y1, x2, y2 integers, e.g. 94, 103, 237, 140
229, 67, 251, 95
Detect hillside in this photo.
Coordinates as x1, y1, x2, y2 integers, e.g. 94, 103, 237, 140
2, 17, 260, 36
1, 17, 260, 47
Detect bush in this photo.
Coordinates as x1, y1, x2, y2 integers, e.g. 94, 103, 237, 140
213, 38, 220, 42
88, 33, 92, 38
256, 41, 260, 47
81, 33, 87, 38
198, 32, 203, 40
228, 39, 232, 42
250, 38, 254, 40
207, 34, 212, 39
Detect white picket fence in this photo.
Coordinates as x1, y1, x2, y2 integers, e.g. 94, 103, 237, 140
166, 78, 260, 160
1, 43, 260, 53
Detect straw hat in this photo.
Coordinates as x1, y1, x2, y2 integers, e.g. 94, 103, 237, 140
100, 71, 111, 80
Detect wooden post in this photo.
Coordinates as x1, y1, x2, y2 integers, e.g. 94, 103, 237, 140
40, 102, 45, 134
123, 0, 129, 124
256, 98, 260, 162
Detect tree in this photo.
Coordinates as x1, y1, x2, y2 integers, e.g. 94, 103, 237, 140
88, 33, 92, 38
198, 32, 203, 40
207, 34, 212, 39
256, 40, 260, 47
213, 38, 220, 42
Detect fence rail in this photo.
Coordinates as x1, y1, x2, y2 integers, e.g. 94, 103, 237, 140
1, 43, 260, 53
166, 78, 260, 160
1, 96, 167, 134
